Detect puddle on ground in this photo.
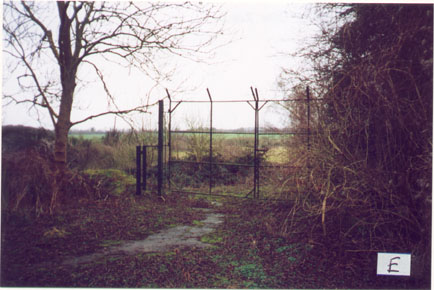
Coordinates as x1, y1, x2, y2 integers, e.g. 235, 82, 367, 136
63, 210, 224, 266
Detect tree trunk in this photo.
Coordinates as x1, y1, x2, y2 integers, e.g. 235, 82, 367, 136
50, 2, 77, 213
54, 90, 73, 170
54, 1, 76, 171
51, 75, 75, 212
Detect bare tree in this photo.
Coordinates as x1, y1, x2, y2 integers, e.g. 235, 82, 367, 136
3, 1, 225, 170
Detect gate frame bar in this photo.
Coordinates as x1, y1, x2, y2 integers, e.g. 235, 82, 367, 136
138, 86, 319, 199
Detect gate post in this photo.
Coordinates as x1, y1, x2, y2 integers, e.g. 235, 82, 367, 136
142, 146, 147, 191
254, 91, 259, 199
136, 146, 142, 195
251, 87, 260, 199
207, 88, 213, 194
157, 100, 164, 197
306, 86, 311, 152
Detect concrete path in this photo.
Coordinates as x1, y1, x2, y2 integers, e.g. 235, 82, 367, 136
62, 207, 224, 266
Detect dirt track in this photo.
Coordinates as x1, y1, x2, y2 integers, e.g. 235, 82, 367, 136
1, 193, 423, 288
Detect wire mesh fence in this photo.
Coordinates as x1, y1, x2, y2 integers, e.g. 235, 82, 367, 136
136, 87, 321, 200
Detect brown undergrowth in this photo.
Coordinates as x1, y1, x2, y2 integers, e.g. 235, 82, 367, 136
2, 149, 99, 217
1, 188, 430, 288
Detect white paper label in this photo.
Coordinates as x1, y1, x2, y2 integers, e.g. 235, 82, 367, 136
377, 253, 411, 276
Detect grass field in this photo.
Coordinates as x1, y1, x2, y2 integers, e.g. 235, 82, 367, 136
69, 132, 106, 140
68, 130, 291, 140
170, 146, 289, 164
172, 131, 292, 139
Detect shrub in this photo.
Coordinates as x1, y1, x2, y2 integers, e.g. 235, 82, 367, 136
278, 4, 432, 286
68, 129, 152, 174
2, 125, 54, 155
1, 149, 101, 217
82, 169, 136, 197
67, 138, 116, 170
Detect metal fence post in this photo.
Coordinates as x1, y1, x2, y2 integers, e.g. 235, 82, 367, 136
166, 89, 172, 192
157, 100, 164, 197
207, 88, 213, 194
250, 87, 260, 199
142, 146, 147, 191
254, 89, 260, 199
136, 146, 141, 195
307, 86, 311, 152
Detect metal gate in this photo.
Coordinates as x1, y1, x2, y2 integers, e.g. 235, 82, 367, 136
136, 87, 314, 200
135, 100, 165, 197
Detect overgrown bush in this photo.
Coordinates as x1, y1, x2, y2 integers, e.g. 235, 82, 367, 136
2, 125, 54, 154
68, 129, 153, 172
1, 126, 142, 218
170, 154, 239, 188
82, 169, 136, 197
1, 148, 101, 217
278, 4, 432, 286
169, 146, 275, 192
68, 137, 117, 170
2, 149, 55, 216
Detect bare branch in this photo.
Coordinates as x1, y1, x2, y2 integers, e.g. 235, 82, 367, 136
70, 102, 159, 127
3, 20, 58, 127
3, 0, 225, 165
21, 1, 60, 61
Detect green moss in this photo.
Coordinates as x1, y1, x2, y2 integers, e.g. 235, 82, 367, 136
275, 245, 291, 253
100, 240, 123, 247
192, 220, 204, 226
83, 169, 135, 196
212, 275, 231, 287
235, 263, 267, 280
200, 233, 223, 244
145, 251, 176, 258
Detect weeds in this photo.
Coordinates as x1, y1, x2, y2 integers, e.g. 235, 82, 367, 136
200, 232, 223, 244
274, 5, 432, 286
83, 169, 136, 197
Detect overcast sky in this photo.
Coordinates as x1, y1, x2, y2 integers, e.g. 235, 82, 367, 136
2, 1, 319, 131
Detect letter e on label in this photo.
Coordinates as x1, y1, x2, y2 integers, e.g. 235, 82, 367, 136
377, 252, 411, 276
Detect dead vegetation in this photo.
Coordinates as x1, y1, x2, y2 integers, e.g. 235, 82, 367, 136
277, 4, 432, 286
2, 149, 100, 217
1, 126, 125, 218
